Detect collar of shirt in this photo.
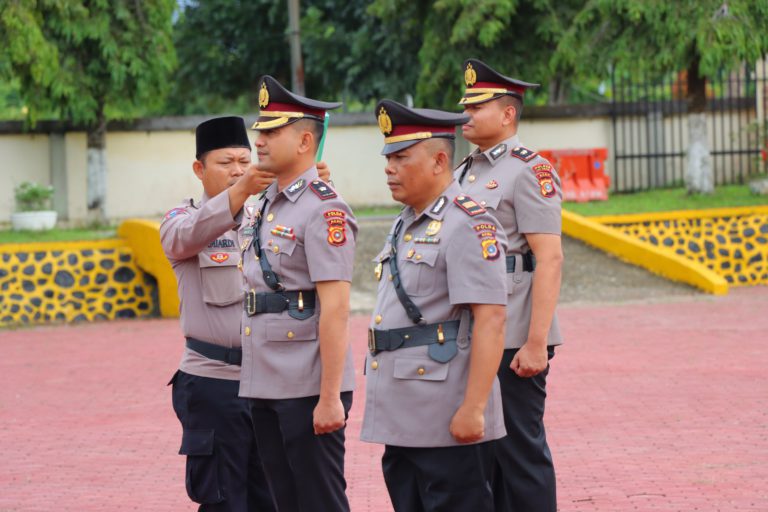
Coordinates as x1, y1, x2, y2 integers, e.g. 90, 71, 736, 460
478, 134, 521, 168
264, 165, 318, 203
400, 180, 462, 226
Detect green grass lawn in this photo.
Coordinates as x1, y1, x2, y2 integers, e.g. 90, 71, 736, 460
0, 227, 116, 244
565, 184, 768, 217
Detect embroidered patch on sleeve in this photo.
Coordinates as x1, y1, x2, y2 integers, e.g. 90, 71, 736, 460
310, 180, 337, 200
164, 208, 187, 221
532, 163, 556, 198
480, 238, 500, 260
324, 210, 347, 246
454, 195, 486, 216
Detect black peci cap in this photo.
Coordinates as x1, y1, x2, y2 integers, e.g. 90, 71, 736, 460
195, 116, 251, 159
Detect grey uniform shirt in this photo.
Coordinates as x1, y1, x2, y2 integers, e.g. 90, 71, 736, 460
455, 135, 563, 349
238, 166, 357, 400
360, 180, 508, 448
160, 190, 244, 381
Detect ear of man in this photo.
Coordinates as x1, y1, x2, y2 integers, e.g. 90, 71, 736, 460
498, 95, 523, 124
423, 138, 455, 175
293, 119, 324, 155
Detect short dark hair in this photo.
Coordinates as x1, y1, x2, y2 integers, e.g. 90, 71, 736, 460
293, 119, 325, 154
424, 137, 455, 163
499, 95, 523, 123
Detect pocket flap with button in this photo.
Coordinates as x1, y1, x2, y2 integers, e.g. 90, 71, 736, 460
266, 317, 318, 342
179, 429, 215, 456
263, 237, 298, 257
480, 191, 502, 210
393, 357, 449, 382
199, 264, 243, 306
405, 246, 439, 267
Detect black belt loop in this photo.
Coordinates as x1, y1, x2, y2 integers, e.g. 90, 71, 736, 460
186, 337, 242, 365
505, 251, 536, 273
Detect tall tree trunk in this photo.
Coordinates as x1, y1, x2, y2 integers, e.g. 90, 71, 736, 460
86, 108, 108, 223
685, 54, 714, 194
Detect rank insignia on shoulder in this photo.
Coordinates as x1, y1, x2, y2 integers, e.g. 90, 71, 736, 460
510, 146, 537, 162
310, 180, 337, 200
454, 195, 486, 216
489, 143, 507, 160
430, 196, 448, 215
481, 238, 500, 260
286, 178, 306, 195
164, 207, 187, 221
532, 163, 556, 198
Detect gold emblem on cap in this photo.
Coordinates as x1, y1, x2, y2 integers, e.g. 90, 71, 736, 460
378, 107, 393, 135
465, 62, 477, 87
259, 82, 270, 108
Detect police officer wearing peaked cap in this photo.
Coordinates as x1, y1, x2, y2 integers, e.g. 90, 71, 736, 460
161, 116, 278, 511
457, 58, 564, 512
237, 75, 357, 512
361, 99, 509, 511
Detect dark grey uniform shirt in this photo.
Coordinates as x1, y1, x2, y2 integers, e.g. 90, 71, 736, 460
160, 190, 243, 381
361, 180, 508, 447
455, 135, 563, 349
238, 166, 357, 399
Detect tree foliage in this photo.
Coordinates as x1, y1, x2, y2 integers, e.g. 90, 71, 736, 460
0, 0, 177, 125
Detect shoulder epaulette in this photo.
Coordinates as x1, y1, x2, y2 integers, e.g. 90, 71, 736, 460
510, 146, 537, 162
309, 180, 337, 200
453, 195, 486, 216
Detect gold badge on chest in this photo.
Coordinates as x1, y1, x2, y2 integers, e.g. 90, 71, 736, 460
425, 220, 442, 236
374, 262, 383, 281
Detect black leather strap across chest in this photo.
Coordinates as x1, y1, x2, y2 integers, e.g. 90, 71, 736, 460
389, 218, 424, 324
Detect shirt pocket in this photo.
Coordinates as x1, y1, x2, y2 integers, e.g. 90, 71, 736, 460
262, 237, 299, 274
265, 317, 318, 342
479, 190, 503, 211
393, 356, 449, 382
402, 246, 439, 297
198, 252, 242, 306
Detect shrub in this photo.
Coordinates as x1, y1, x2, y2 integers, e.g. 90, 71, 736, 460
14, 181, 54, 212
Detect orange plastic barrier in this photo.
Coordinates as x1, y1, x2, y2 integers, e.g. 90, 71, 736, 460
538, 148, 610, 202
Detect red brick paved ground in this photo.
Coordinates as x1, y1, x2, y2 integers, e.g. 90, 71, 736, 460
1, 287, 767, 511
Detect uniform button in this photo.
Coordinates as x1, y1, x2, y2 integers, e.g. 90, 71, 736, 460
468, 175, 476, 183
480, 200, 486, 206
287, 331, 295, 339
388, 275, 393, 281
272, 245, 279, 253
244, 326, 251, 336
417, 367, 425, 376
375, 315, 382, 324
407, 249, 415, 258
371, 361, 379, 370
404, 233, 413, 242
415, 254, 422, 260
266, 213, 274, 222
268, 239, 273, 245
457, 195, 465, 201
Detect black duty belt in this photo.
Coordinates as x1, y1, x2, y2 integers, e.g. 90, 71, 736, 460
368, 320, 460, 363
244, 289, 315, 320
186, 337, 242, 365
506, 252, 536, 273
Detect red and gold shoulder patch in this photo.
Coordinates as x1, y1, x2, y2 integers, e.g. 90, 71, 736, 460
324, 210, 347, 246
532, 163, 556, 198
310, 180, 337, 200
510, 146, 537, 162
454, 195, 486, 216
474, 222, 500, 260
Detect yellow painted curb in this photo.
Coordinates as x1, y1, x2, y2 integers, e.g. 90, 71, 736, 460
118, 219, 179, 318
0, 239, 125, 253
562, 210, 729, 295
591, 205, 768, 225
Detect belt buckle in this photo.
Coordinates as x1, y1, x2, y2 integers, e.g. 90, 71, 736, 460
368, 328, 377, 355
245, 290, 256, 316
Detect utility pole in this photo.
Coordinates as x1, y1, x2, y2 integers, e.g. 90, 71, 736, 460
287, 0, 305, 95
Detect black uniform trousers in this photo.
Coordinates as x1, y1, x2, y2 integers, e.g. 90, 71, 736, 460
248, 391, 353, 512
491, 346, 557, 512
382, 442, 495, 512
170, 370, 277, 512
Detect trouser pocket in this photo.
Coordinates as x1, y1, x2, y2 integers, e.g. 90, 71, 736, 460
179, 428, 224, 505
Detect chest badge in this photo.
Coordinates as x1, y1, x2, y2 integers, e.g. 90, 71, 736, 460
210, 252, 229, 263
486, 180, 499, 189
425, 220, 442, 236
374, 262, 383, 281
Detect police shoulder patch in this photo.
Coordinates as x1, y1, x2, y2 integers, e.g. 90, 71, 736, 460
510, 146, 537, 162
453, 195, 486, 216
309, 180, 337, 200
532, 163, 556, 198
